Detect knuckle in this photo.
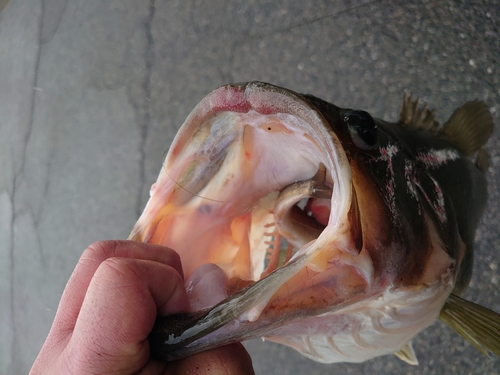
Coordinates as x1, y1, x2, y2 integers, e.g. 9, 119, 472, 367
98, 257, 138, 281
82, 240, 120, 263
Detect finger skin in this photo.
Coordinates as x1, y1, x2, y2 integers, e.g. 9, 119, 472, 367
168, 343, 255, 375
56, 240, 185, 336
30, 240, 255, 375
62, 257, 189, 374
30, 240, 187, 375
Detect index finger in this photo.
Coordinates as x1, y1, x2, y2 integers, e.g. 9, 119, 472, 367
54, 240, 184, 337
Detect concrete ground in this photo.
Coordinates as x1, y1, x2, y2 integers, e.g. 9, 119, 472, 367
1, 0, 499, 374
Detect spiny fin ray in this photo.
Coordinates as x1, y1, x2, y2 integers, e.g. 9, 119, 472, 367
400, 93, 493, 159
439, 293, 500, 356
441, 100, 494, 156
394, 340, 419, 365
399, 91, 440, 131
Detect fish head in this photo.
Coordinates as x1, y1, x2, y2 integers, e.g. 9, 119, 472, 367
129, 82, 458, 363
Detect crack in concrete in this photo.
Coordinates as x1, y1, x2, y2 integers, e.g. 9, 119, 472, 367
187, 0, 380, 84
230, 0, 381, 51
135, 0, 156, 218
7, 193, 15, 372
14, 8, 44, 190
9, 0, 45, 366
41, 0, 67, 45
35, 147, 53, 228
271, 0, 381, 35
224, 1, 381, 79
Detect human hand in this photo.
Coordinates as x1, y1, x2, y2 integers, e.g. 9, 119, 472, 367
29, 240, 255, 375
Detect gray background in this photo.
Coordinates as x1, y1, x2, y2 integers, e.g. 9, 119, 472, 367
1, 0, 499, 374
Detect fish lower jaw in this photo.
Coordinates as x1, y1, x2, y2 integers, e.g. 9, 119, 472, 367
165, 269, 452, 364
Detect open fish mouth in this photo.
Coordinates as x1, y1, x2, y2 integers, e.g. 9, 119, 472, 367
129, 81, 365, 284
128, 82, 452, 363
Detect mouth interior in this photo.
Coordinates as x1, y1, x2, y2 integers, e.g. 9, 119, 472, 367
131, 86, 348, 313
168, 110, 332, 275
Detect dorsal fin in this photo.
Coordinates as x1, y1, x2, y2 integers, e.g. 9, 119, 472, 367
441, 101, 494, 156
400, 93, 494, 158
476, 147, 490, 172
399, 91, 440, 131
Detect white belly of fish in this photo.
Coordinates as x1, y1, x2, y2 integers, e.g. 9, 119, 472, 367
264, 280, 453, 363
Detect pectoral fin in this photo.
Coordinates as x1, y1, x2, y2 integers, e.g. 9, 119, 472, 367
439, 293, 500, 356
394, 341, 418, 365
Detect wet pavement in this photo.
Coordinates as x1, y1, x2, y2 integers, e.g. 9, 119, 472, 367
0, 0, 499, 374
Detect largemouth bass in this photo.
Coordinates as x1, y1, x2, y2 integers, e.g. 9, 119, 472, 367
129, 82, 499, 365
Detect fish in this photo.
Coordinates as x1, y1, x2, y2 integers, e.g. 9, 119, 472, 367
128, 81, 500, 365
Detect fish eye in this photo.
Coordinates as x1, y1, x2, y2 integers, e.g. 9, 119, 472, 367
343, 110, 378, 150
